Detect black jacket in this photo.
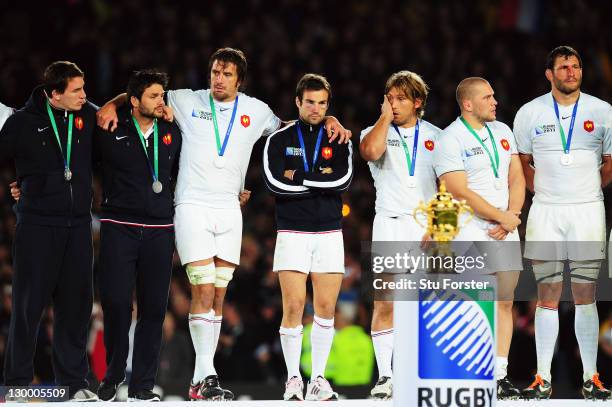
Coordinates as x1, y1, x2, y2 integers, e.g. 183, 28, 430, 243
95, 107, 182, 225
263, 120, 353, 232
0, 86, 96, 226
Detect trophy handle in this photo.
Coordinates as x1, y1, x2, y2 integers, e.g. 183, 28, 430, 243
412, 204, 428, 229
458, 201, 474, 226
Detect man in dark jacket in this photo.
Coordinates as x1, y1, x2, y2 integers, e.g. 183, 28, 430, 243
262, 74, 353, 401
0, 61, 98, 401
94, 70, 181, 402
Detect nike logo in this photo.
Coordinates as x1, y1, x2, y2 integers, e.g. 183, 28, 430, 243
562, 115, 571, 119
481, 137, 489, 142
115, 135, 128, 140
38, 127, 48, 132
219, 107, 231, 112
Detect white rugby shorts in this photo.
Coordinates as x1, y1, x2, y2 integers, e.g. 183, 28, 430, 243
273, 230, 345, 274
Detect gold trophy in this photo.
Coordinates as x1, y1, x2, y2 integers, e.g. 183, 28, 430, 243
413, 181, 473, 272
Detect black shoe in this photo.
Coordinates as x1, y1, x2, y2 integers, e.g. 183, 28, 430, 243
97, 380, 119, 402
582, 373, 611, 400
127, 389, 161, 402
521, 375, 552, 400
198, 375, 225, 401
497, 377, 520, 400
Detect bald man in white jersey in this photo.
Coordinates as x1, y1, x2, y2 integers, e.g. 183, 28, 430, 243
360, 71, 440, 400
97, 48, 350, 400
514, 46, 612, 401
434, 77, 525, 400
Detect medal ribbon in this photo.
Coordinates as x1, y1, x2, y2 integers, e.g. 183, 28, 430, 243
46, 101, 73, 174
296, 123, 324, 173
460, 117, 500, 178
392, 120, 420, 177
209, 93, 239, 157
552, 95, 579, 154
132, 116, 159, 182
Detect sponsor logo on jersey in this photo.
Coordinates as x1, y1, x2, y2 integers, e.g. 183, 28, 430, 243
285, 147, 304, 156
425, 140, 435, 151
584, 120, 594, 132
241, 115, 251, 127
74, 116, 84, 130
387, 139, 400, 147
162, 133, 172, 145
418, 291, 494, 380
465, 147, 484, 157
500, 139, 510, 151
535, 124, 555, 136
322, 146, 333, 160
191, 109, 212, 120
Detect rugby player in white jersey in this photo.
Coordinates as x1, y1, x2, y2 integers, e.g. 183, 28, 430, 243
0, 102, 13, 128
514, 46, 612, 400
434, 77, 525, 400
96, 48, 351, 400
359, 71, 440, 400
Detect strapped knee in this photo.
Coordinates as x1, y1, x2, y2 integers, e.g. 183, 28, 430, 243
569, 260, 601, 283
186, 263, 216, 285
533, 261, 564, 284
215, 266, 235, 288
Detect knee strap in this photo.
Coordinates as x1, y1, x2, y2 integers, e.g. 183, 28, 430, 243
215, 266, 235, 288
533, 261, 564, 284
569, 260, 601, 283
186, 263, 216, 285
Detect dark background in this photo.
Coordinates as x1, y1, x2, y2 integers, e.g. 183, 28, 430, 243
0, 0, 611, 400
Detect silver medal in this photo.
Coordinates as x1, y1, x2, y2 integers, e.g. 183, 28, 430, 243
494, 179, 503, 190
214, 156, 226, 169
64, 168, 72, 181
560, 153, 573, 166
407, 178, 417, 188
152, 180, 163, 194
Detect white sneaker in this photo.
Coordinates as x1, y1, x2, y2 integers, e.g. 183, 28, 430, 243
305, 376, 338, 401
370, 376, 392, 400
283, 376, 304, 401
70, 389, 99, 402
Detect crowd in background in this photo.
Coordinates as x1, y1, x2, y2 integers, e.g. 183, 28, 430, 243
0, 0, 611, 399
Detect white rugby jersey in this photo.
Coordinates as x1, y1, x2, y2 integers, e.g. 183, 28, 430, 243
168, 89, 281, 208
513, 92, 612, 204
0, 102, 14, 129
360, 119, 441, 216
434, 117, 517, 211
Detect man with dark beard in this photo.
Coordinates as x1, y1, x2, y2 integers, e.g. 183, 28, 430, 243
94, 70, 181, 402
514, 46, 612, 400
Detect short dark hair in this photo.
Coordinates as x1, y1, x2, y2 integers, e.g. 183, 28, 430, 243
208, 47, 247, 86
546, 46, 582, 70
295, 73, 332, 102
127, 69, 169, 104
43, 61, 84, 96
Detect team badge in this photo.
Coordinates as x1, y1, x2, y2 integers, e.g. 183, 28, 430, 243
584, 120, 594, 132
74, 116, 84, 130
424, 140, 434, 151
162, 133, 172, 145
240, 115, 250, 128
322, 146, 333, 160
500, 139, 510, 151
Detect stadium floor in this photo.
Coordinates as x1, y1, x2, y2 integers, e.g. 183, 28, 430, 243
6, 400, 610, 406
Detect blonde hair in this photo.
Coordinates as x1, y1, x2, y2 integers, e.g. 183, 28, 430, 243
385, 71, 429, 118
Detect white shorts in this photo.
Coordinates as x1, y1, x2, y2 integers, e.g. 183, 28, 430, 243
174, 204, 242, 265
372, 213, 426, 241
454, 216, 523, 272
273, 230, 345, 274
372, 214, 427, 274
524, 201, 605, 261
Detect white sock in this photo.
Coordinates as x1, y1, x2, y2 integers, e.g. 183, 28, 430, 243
311, 315, 335, 380
371, 329, 394, 378
495, 356, 508, 380
213, 314, 223, 352
189, 310, 217, 382
575, 303, 599, 381
535, 306, 558, 382
279, 325, 303, 380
